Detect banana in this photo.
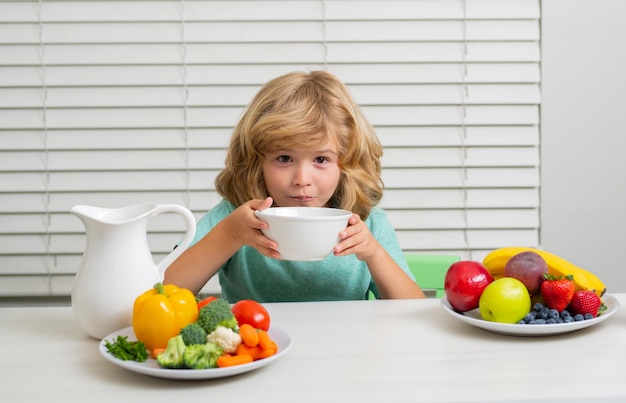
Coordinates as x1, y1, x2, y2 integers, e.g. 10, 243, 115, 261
482, 247, 606, 297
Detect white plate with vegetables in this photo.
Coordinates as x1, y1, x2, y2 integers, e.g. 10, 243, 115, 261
99, 326, 293, 380
440, 294, 619, 336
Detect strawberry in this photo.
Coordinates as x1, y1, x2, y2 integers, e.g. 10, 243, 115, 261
540, 274, 575, 311
569, 290, 604, 318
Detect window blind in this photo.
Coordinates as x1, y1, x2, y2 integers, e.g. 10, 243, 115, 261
0, 0, 541, 297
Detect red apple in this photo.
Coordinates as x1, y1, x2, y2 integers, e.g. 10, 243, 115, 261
444, 260, 494, 312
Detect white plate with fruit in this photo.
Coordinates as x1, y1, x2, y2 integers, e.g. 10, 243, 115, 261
441, 247, 619, 336
441, 293, 619, 336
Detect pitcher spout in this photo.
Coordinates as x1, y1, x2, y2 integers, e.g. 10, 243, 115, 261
70, 203, 159, 225
70, 204, 109, 223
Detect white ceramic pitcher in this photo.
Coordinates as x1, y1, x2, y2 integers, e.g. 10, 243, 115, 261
70, 203, 196, 339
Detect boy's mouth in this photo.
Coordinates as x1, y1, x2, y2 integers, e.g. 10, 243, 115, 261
289, 195, 316, 203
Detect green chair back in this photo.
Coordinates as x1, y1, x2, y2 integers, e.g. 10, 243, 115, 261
404, 254, 460, 298
367, 254, 460, 299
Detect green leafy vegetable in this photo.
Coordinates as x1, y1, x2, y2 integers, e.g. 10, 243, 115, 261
104, 335, 149, 362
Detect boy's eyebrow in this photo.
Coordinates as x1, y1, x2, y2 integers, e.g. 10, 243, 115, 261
270, 148, 338, 154
316, 148, 338, 154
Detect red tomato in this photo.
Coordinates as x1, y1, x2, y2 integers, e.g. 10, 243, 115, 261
231, 299, 270, 331
197, 296, 217, 310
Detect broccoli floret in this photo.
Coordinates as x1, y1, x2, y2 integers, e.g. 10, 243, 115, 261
156, 335, 186, 369
182, 342, 223, 369
179, 322, 207, 346
196, 298, 238, 334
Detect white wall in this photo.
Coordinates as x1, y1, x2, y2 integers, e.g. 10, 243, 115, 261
541, 0, 626, 292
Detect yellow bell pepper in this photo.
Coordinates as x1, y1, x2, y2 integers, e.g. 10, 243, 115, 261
132, 282, 198, 352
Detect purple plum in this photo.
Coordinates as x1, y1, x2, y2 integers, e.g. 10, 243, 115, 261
504, 251, 549, 296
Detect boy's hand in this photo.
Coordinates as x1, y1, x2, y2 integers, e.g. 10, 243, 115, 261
228, 197, 280, 259
333, 213, 382, 262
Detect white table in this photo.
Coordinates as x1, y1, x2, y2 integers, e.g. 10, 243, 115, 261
3, 296, 626, 402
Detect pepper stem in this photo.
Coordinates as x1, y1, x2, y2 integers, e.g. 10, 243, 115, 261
154, 282, 165, 295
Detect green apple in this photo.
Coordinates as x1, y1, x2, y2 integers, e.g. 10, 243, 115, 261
479, 277, 531, 324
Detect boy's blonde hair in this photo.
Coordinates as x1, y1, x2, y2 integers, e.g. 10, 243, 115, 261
215, 70, 383, 219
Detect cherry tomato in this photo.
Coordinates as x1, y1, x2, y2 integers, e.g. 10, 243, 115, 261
231, 299, 270, 331
197, 296, 217, 310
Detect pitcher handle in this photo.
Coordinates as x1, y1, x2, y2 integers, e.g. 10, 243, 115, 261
150, 204, 197, 279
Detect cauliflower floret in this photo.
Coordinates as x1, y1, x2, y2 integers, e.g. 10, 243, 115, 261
206, 326, 242, 354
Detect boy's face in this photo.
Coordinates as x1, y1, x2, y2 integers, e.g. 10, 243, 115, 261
262, 142, 341, 208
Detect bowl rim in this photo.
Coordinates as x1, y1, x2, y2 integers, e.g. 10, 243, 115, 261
255, 207, 352, 221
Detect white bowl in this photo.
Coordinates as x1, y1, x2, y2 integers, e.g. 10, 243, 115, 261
255, 207, 352, 261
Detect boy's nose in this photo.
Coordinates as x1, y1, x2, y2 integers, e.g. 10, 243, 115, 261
293, 165, 312, 187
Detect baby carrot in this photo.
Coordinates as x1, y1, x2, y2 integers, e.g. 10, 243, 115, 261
236, 343, 261, 360
257, 330, 274, 350
236, 343, 255, 356
151, 348, 166, 359
217, 353, 254, 368
236, 342, 277, 360
253, 345, 277, 359
239, 323, 260, 347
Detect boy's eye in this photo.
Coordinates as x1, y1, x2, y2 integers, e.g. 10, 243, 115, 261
314, 157, 328, 164
277, 155, 291, 163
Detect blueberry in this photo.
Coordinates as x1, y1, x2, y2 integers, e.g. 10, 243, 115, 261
538, 310, 549, 320
564, 316, 575, 323
547, 318, 558, 324
548, 309, 560, 319
524, 313, 535, 323
574, 314, 584, 321
535, 319, 547, 324
560, 310, 571, 318
534, 303, 544, 312
584, 313, 594, 320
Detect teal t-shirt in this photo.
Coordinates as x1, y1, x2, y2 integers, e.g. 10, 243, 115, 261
191, 199, 414, 303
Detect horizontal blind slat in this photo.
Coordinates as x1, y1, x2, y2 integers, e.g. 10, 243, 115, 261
0, 129, 232, 150
0, 171, 219, 192
363, 105, 539, 126
397, 229, 539, 250
0, 0, 540, 23
381, 147, 538, 168
1, 42, 540, 66
0, 191, 220, 213
0, 105, 539, 129
1, 84, 541, 109
380, 188, 539, 209
0, 1, 323, 23
0, 63, 540, 87
382, 167, 539, 188
387, 209, 539, 230
328, 42, 540, 63
376, 126, 539, 147
0, 272, 221, 298
327, 0, 540, 20
1, 147, 537, 172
